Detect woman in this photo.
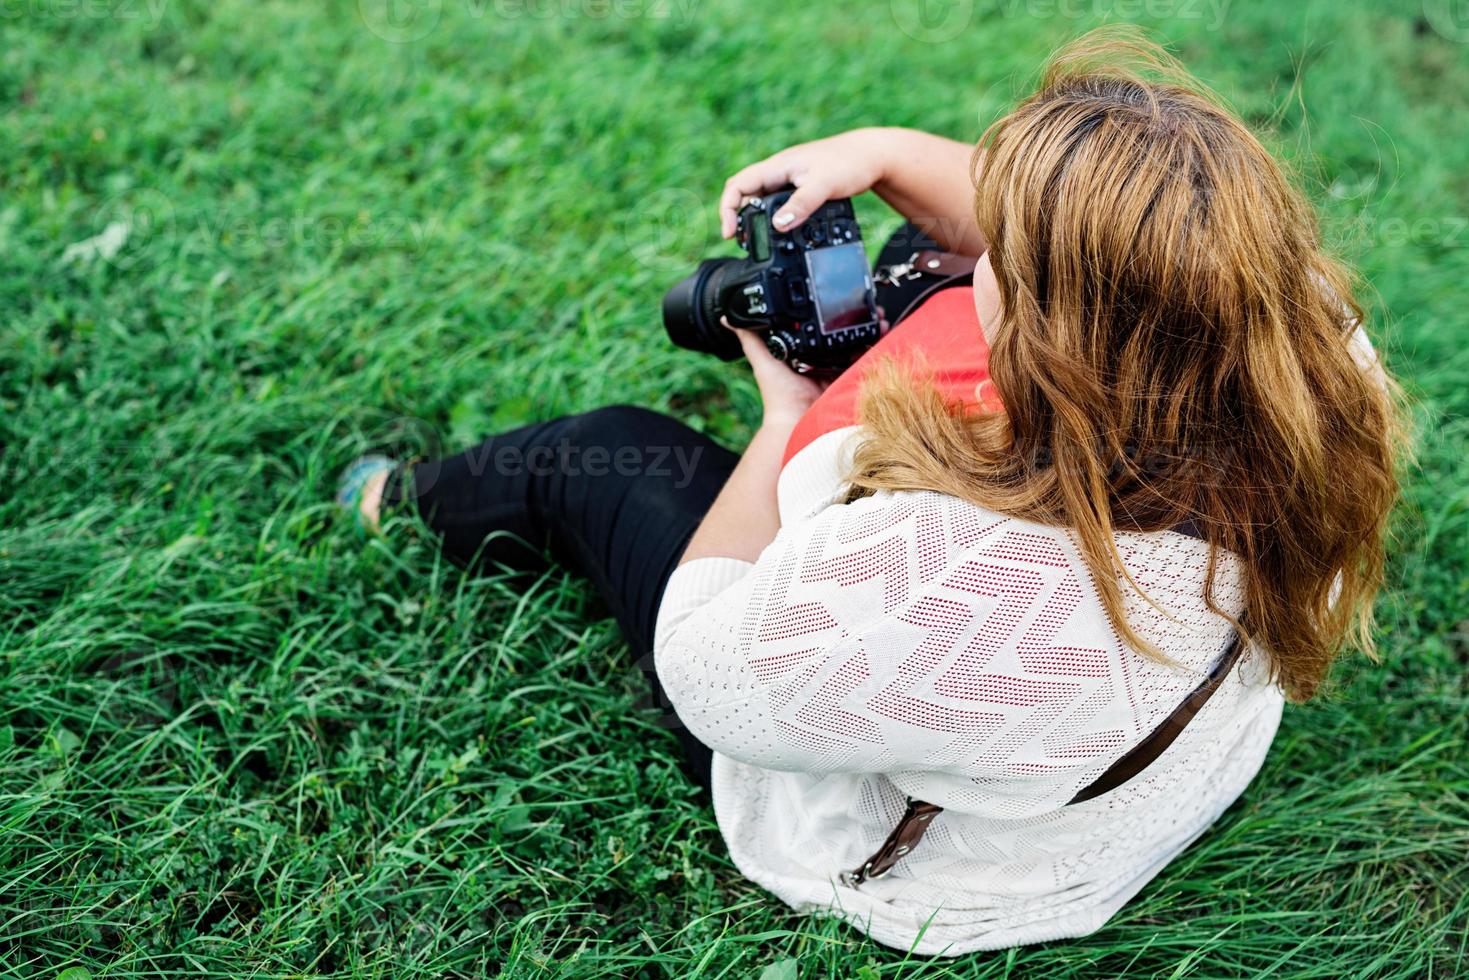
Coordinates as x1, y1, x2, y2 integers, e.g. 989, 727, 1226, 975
339, 30, 1402, 955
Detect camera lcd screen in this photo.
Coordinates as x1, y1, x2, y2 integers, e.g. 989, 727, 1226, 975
748, 215, 771, 262
806, 242, 872, 334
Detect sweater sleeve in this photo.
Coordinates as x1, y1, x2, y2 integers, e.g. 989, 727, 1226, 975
653, 495, 898, 773
654, 556, 756, 642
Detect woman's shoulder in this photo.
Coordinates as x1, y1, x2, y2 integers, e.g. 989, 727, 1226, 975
789, 472, 1216, 558
785, 480, 1217, 581
753, 487, 1245, 736
777, 483, 1237, 662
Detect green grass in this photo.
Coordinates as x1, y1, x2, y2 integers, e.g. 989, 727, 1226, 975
1, 0, 1466, 976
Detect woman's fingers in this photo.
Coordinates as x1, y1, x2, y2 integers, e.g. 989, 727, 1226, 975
717, 132, 882, 238
719, 156, 832, 238
733, 323, 772, 364
719, 172, 830, 237
768, 177, 830, 232
728, 321, 790, 382
726, 318, 771, 365
720, 160, 790, 238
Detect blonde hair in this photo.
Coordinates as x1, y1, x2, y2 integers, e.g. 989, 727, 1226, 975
846, 27, 1404, 702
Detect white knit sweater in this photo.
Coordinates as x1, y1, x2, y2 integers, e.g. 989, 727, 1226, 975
653, 426, 1285, 955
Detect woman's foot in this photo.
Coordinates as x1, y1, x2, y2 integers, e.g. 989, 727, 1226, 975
336, 456, 396, 533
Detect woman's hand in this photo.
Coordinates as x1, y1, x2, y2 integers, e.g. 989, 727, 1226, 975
680, 325, 828, 564
718, 129, 893, 238
720, 127, 989, 256
678, 326, 826, 566
729, 324, 827, 429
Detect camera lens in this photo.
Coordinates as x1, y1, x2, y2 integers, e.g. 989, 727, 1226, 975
662, 258, 745, 362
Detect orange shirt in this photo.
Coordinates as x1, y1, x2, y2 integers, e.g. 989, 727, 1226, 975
783, 286, 998, 466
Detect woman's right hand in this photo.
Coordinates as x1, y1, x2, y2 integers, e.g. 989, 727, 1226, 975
718, 128, 892, 239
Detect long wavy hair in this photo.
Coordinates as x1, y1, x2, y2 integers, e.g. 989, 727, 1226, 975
846, 28, 1404, 702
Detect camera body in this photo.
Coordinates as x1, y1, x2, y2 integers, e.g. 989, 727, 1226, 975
662, 189, 881, 372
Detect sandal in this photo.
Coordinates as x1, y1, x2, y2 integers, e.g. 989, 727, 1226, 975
336, 455, 397, 532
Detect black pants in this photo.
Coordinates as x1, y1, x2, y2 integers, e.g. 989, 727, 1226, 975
384, 405, 738, 790
384, 225, 941, 790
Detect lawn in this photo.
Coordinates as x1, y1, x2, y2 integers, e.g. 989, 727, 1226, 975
1, 0, 1466, 976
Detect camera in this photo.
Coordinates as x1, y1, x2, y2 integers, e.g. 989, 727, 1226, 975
662, 189, 881, 373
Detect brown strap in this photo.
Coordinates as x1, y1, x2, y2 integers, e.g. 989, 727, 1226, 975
1066, 632, 1244, 804
843, 632, 1244, 886
911, 250, 980, 278
886, 273, 973, 328
841, 799, 944, 887
877, 249, 978, 326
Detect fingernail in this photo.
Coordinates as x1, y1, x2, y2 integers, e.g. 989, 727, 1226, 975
773, 211, 794, 226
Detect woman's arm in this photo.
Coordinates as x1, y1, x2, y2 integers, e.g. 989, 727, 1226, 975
718, 127, 987, 255
870, 128, 988, 256
678, 329, 823, 565
676, 419, 791, 565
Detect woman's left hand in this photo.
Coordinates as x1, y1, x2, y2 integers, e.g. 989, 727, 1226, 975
728, 323, 828, 429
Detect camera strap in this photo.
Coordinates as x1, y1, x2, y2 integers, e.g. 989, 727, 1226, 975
875, 250, 980, 327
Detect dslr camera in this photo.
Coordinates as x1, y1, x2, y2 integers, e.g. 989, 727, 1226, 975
662, 189, 881, 373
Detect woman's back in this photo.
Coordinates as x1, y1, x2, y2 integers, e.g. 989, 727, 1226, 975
657, 437, 1282, 955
